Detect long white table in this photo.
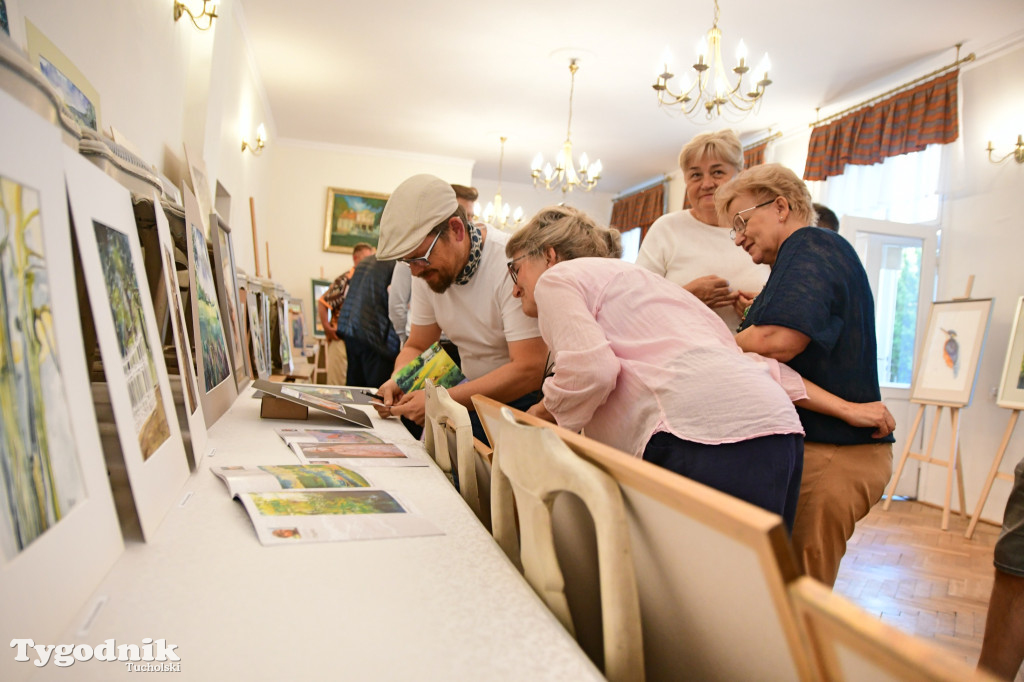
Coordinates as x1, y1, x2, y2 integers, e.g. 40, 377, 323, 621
34, 388, 603, 681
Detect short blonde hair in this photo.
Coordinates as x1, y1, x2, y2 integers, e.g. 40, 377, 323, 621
506, 205, 622, 261
714, 163, 817, 227
678, 129, 744, 174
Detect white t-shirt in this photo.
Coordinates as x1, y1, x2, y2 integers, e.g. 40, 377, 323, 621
410, 229, 540, 380
635, 209, 770, 331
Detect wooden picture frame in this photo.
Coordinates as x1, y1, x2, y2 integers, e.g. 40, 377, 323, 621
311, 277, 330, 337
211, 213, 251, 389
182, 185, 238, 426
153, 192, 208, 470
909, 298, 993, 406
0, 92, 122, 673
289, 298, 307, 359
997, 296, 1024, 410
246, 277, 271, 379
322, 187, 388, 253
65, 147, 189, 541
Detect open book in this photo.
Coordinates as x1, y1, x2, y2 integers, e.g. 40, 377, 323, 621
275, 427, 429, 467
212, 464, 441, 545
394, 342, 465, 393
252, 379, 373, 427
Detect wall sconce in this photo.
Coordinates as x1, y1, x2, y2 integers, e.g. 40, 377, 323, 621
174, 0, 219, 31
242, 124, 267, 155
986, 135, 1024, 164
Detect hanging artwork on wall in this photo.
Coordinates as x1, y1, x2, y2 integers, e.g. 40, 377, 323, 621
0, 88, 122, 675
152, 191, 208, 469
997, 296, 1024, 410
182, 185, 237, 426
65, 146, 189, 542
909, 297, 993, 406
322, 187, 388, 253
211, 213, 251, 388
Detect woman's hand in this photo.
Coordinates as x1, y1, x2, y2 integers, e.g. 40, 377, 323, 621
842, 401, 896, 439
684, 275, 739, 309
390, 390, 426, 425
526, 400, 555, 423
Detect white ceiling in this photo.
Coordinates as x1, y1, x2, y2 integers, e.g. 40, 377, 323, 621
237, 0, 1024, 193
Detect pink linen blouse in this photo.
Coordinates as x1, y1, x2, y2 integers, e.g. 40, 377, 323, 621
536, 258, 806, 457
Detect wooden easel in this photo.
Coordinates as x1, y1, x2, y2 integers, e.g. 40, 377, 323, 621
964, 410, 1019, 538
882, 277, 977, 530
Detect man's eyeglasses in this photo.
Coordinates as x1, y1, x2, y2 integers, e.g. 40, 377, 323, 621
399, 230, 443, 267
729, 199, 776, 239
506, 254, 530, 285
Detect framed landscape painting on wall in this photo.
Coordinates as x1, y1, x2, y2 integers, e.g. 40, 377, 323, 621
997, 296, 1024, 410
322, 187, 388, 253
65, 146, 189, 542
0, 91, 122, 669
909, 297, 993, 406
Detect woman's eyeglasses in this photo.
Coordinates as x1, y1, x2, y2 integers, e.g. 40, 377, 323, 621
729, 199, 776, 239
506, 254, 530, 285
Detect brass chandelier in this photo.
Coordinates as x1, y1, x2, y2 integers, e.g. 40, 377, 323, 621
477, 137, 525, 231
652, 0, 772, 120
530, 58, 603, 193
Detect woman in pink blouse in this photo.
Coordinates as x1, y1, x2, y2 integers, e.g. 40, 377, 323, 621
505, 206, 894, 531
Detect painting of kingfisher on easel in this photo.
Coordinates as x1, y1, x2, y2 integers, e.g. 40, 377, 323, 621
911, 296, 993, 405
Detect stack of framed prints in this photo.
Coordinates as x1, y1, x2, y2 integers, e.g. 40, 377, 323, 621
65, 147, 190, 541
0, 88, 123, 680
182, 185, 238, 427
245, 275, 270, 379
152, 192, 208, 469
211, 213, 251, 391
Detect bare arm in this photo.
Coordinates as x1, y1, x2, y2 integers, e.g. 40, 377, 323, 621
316, 297, 337, 342
796, 379, 895, 439
735, 324, 811, 362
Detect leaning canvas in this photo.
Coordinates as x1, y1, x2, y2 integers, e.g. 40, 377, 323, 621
211, 213, 250, 388
0, 91, 122, 676
65, 147, 190, 541
997, 296, 1024, 410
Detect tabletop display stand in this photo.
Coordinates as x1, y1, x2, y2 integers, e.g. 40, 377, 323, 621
883, 278, 994, 530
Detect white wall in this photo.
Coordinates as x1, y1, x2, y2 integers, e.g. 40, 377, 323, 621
264, 140, 474, 309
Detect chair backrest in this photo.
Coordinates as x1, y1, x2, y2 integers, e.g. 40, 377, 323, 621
473, 395, 815, 682
494, 407, 645, 682
423, 379, 481, 520
789, 576, 1000, 682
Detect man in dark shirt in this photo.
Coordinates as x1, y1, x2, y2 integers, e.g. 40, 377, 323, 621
318, 242, 374, 383
335, 255, 401, 387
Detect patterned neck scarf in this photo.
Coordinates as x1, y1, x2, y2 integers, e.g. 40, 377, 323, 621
455, 221, 483, 286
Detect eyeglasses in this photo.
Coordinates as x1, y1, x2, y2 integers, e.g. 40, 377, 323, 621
729, 199, 776, 239
398, 230, 443, 267
506, 254, 530, 285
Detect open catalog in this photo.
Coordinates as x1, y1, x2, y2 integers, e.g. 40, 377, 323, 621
212, 464, 442, 545
275, 427, 430, 467
394, 342, 466, 392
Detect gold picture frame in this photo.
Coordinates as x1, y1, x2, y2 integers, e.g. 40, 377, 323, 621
322, 187, 389, 253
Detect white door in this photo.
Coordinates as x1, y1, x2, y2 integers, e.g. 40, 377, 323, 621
842, 216, 939, 498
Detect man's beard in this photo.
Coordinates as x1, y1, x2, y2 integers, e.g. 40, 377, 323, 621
423, 267, 457, 294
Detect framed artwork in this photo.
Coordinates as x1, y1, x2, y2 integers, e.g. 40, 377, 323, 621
311, 277, 330, 337
258, 284, 273, 372
184, 143, 214, 238
289, 299, 307, 357
65, 146, 189, 542
909, 298, 993, 406
212, 213, 251, 388
26, 20, 100, 131
246, 280, 270, 379
322, 187, 388, 253
277, 287, 293, 370
997, 296, 1024, 410
153, 191, 208, 469
182, 185, 238, 427
0, 91, 122, 665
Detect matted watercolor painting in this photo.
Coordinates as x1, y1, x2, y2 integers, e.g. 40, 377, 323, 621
997, 296, 1024, 410
65, 147, 189, 542
211, 213, 250, 387
183, 185, 237, 427
909, 298, 993, 406
0, 88, 122, 676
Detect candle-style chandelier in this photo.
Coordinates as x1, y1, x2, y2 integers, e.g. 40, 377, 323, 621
530, 58, 603, 193
476, 137, 525, 231
652, 0, 772, 121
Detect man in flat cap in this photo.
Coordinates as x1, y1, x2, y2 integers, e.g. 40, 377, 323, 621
373, 174, 546, 441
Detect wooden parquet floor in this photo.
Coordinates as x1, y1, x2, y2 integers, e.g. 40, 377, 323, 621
835, 499, 1023, 680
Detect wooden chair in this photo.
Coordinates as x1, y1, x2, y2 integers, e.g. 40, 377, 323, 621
492, 407, 645, 682
473, 395, 815, 682
790, 576, 1000, 682
423, 379, 483, 524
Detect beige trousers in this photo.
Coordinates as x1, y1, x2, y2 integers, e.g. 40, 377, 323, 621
325, 338, 348, 385
790, 441, 893, 587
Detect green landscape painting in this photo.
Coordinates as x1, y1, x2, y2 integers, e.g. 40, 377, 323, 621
93, 220, 170, 460
251, 490, 405, 516
0, 175, 86, 559
260, 464, 370, 489
191, 222, 231, 391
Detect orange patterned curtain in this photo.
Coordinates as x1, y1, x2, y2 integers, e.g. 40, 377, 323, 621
743, 141, 768, 168
804, 68, 960, 181
610, 182, 665, 238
